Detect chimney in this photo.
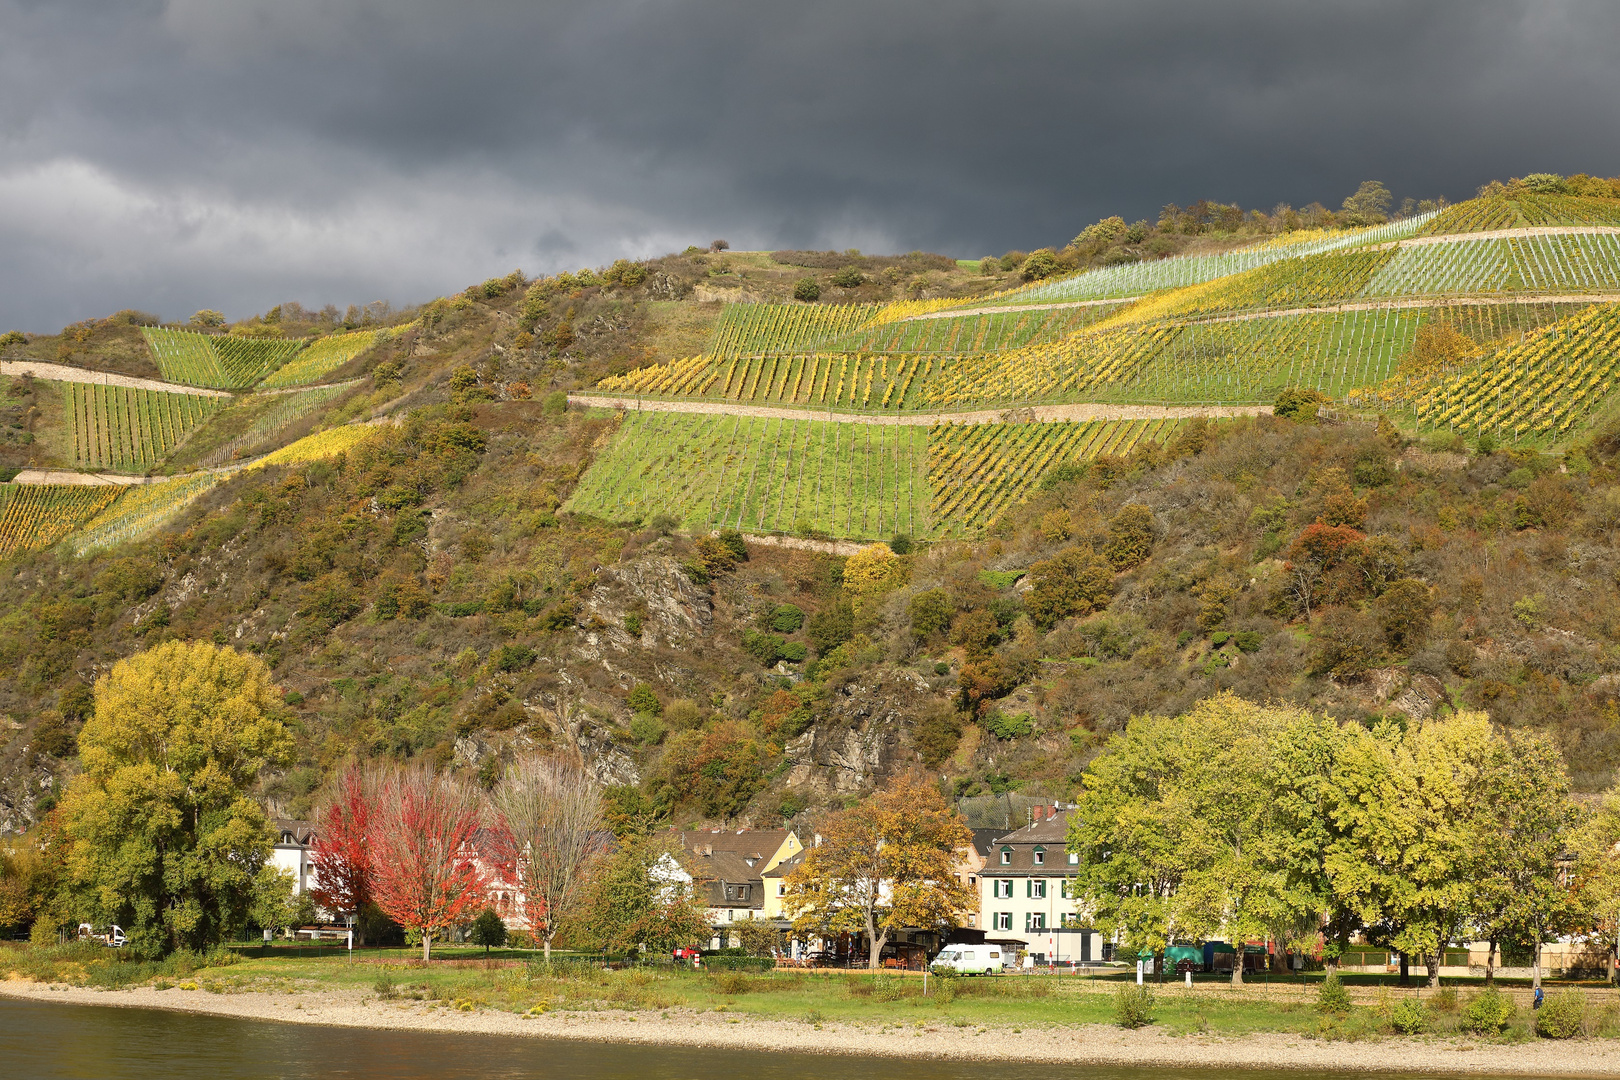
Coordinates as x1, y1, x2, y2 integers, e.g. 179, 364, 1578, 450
1032, 806, 1045, 822
701, 844, 713, 857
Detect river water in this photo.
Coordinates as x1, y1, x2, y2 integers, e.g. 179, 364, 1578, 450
1, 997, 1452, 1080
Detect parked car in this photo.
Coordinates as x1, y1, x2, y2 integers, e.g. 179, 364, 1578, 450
931, 944, 1004, 975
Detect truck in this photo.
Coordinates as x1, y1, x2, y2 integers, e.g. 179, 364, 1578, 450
931, 944, 1004, 975
77, 923, 126, 948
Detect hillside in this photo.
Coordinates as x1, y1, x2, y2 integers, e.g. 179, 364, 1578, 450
5, 173, 1620, 837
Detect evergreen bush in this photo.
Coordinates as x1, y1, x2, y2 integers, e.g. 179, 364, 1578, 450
1316, 972, 1352, 1015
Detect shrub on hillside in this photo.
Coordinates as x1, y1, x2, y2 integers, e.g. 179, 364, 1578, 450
793, 277, 821, 302
831, 266, 865, 288
1026, 546, 1113, 628
1274, 386, 1329, 422
1019, 249, 1061, 281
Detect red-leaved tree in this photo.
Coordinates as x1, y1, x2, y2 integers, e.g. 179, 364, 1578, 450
370, 766, 489, 961
309, 765, 375, 941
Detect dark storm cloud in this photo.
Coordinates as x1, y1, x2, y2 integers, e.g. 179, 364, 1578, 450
3, 0, 1619, 330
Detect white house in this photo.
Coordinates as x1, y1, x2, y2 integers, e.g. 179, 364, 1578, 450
978, 806, 1103, 965
269, 819, 315, 896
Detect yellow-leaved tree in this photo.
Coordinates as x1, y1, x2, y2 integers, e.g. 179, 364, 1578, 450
842, 542, 902, 599
60, 640, 293, 957
784, 773, 972, 969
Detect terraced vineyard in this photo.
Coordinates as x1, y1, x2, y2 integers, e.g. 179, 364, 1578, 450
1365, 233, 1620, 296
0, 485, 122, 558
985, 214, 1435, 307
819, 302, 1125, 354
64, 384, 224, 470
196, 383, 354, 467
1356, 302, 1620, 440
567, 411, 927, 538
567, 411, 1190, 539
72, 474, 221, 554
259, 330, 379, 389
141, 327, 306, 389
244, 424, 380, 469
707, 303, 879, 359
1420, 194, 1620, 234
927, 418, 1183, 535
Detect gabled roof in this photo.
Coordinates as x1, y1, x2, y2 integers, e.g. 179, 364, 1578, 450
674, 828, 793, 867
991, 811, 1073, 846
272, 818, 315, 846
762, 850, 806, 879
969, 827, 1005, 857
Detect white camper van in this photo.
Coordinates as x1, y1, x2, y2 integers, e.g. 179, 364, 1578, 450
931, 944, 1004, 975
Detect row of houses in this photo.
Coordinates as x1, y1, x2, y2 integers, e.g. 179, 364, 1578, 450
273, 806, 1606, 974
268, 806, 1100, 961
652, 806, 1105, 964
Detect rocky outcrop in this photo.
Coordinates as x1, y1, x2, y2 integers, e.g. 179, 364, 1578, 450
781, 668, 929, 796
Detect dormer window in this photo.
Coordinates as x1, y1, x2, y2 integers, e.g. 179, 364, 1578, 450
1000, 847, 1012, 866
1033, 846, 1046, 866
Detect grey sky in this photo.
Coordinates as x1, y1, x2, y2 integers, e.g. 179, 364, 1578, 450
3, 0, 1618, 331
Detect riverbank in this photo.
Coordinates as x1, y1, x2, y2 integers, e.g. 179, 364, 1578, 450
5, 977, 1620, 1076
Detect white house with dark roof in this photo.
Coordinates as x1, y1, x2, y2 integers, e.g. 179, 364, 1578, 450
978, 805, 1103, 965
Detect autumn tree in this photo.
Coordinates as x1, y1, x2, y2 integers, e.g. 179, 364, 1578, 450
1470, 729, 1580, 990
1324, 712, 1498, 988
1341, 180, 1393, 226
1103, 504, 1155, 570
583, 832, 709, 953
1025, 545, 1113, 628
1574, 784, 1620, 983
784, 773, 972, 970
309, 765, 375, 942
488, 756, 606, 960
1069, 695, 1319, 984
59, 641, 292, 957
370, 766, 489, 961
842, 542, 902, 597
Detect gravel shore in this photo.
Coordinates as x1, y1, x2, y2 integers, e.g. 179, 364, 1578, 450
4, 977, 1619, 1075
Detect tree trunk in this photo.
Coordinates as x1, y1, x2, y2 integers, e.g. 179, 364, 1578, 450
1232, 948, 1243, 986
1398, 953, 1409, 986
866, 910, 886, 971
1532, 939, 1542, 993
1486, 939, 1496, 987
1611, 940, 1617, 986
422, 930, 432, 963
1426, 951, 1440, 990
543, 932, 553, 963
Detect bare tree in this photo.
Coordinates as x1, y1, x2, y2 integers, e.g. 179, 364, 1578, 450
488, 757, 606, 960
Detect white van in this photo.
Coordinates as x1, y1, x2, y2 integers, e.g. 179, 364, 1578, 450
932, 944, 1003, 975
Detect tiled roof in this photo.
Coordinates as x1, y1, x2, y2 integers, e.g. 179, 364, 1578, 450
674, 828, 790, 865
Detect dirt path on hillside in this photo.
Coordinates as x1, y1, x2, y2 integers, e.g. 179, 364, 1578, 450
903, 296, 1141, 320
1, 360, 234, 398
570, 394, 1269, 426
7, 469, 164, 486
1198, 292, 1620, 326
1391, 225, 1620, 248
